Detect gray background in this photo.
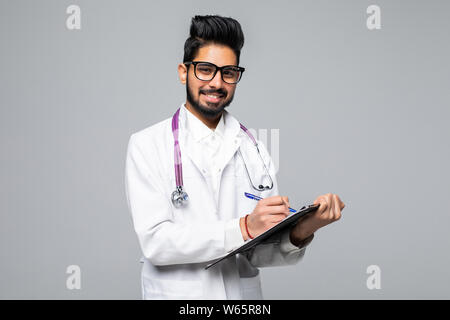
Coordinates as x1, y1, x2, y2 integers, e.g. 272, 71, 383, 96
1, 0, 449, 299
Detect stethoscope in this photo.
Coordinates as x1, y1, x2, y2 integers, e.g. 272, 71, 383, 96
171, 107, 274, 207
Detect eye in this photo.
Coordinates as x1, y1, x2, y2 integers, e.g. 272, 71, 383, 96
197, 65, 214, 74
223, 68, 238, 78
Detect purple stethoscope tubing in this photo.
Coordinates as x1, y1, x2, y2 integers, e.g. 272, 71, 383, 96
171, 108, 273, 207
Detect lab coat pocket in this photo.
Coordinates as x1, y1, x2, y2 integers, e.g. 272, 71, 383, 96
240, 275, 263, 300
142, 276, 203, 300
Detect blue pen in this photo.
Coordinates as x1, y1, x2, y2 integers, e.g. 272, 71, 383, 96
244, 192, 296, 213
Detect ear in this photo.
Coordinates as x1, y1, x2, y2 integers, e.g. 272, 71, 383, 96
178, 63, 188, 84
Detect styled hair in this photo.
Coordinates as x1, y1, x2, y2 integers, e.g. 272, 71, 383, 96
183, 15, 245, 65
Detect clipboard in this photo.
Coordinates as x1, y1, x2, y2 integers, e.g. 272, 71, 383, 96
205, 203, 320, 269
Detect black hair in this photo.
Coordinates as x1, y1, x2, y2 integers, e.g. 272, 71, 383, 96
183, 15, 245, 65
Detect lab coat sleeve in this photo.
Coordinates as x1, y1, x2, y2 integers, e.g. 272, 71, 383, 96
244, 229, 314, 268
244, 140, 314, 268
125, 134, 241, 266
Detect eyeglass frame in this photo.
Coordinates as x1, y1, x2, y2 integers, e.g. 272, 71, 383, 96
184, 61, 246, 84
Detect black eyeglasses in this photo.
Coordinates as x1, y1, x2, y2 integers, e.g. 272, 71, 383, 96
184, 61, 245, 84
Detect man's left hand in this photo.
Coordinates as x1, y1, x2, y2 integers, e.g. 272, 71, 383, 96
289, 193, 345, 246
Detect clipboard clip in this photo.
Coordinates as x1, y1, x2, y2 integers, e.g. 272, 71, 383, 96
299, 204, 319, 211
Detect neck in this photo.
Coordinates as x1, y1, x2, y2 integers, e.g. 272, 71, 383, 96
185, 102, 222, 130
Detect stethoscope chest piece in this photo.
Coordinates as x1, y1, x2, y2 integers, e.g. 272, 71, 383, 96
171, 186, 189, 208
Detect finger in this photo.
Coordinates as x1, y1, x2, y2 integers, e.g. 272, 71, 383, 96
326, 193, 333, 218
262, 204, 290, 215
327, 195, 334, 219
260, 195, 285, 206
333, 194, 341, 219
330, 194, 338, 219
281, 196, 290, 208
317, 199, 328, 215
281, 197, 291, 212
326, 193, 333, 206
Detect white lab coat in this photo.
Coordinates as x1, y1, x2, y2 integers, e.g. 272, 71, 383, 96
125, 103, 311, 299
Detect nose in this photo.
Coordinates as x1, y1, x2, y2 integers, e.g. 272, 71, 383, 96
208, 69, 225, 88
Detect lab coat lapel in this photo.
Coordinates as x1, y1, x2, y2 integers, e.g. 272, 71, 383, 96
181, 131, 208, 178
177, 105, 208, 179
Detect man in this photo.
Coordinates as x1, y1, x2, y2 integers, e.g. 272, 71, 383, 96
125, 15, 345, 299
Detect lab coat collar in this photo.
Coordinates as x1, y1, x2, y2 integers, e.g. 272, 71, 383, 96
179, 103, 240, 143
178, 103, 242, 170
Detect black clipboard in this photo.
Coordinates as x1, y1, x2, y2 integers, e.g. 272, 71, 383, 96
205, 203, 320, 270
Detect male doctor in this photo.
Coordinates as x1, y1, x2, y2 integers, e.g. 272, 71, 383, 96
125, 15, 345, 299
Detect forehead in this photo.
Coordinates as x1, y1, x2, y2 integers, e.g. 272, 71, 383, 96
193, 44, 237, 66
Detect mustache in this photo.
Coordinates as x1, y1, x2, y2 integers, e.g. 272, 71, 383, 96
200, 89, 226, 96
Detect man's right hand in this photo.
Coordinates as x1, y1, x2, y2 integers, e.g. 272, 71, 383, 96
240, 195, 290, 240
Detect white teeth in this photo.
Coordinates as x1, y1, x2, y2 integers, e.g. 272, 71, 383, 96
205, 94, 221, 98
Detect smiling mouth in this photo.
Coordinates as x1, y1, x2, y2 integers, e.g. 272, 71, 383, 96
201, 92, 224, 103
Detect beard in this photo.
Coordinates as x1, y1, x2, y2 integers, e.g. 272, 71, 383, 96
186, 76, 234, 119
